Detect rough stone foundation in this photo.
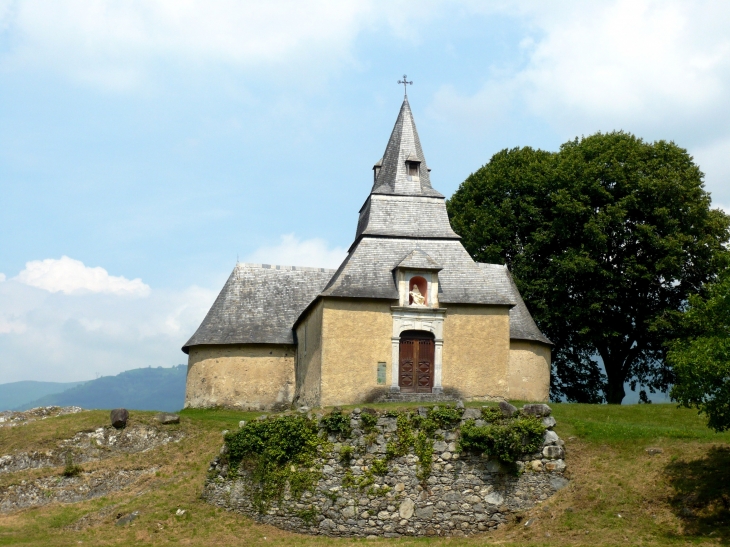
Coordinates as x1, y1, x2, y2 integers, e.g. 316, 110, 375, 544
203, 404, 568, 537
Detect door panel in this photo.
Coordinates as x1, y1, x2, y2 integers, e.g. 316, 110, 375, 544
399, 340, 415, 391
399, 334, 434, 393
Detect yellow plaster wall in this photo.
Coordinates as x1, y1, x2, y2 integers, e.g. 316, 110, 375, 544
294, 300, 324, 408
185, 345, 295, 410
508, 340, 551, 402
319, 299, 392, 407
441, 305, 510, 399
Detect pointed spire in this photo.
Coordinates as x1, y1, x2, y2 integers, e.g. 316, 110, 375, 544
372, 97, 443, 197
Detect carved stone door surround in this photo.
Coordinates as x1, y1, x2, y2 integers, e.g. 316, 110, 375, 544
390, 306, 446, 394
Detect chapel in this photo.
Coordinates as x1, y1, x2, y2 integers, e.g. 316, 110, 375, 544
182, 95, 551, 410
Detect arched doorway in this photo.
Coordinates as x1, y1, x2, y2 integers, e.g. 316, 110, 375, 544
398, 330, 435, 393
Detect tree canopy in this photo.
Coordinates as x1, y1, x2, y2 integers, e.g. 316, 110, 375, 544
447, 132, 730, 404
669, 266, 730, 431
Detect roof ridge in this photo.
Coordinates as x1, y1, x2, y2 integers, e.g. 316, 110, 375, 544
235, 262, 337, 273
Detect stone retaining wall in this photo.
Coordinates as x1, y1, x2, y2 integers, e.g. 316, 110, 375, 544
203, 403, 568, 538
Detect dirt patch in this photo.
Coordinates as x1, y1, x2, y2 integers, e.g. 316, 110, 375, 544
0, 467, 158, 513
0, 424, 185, 474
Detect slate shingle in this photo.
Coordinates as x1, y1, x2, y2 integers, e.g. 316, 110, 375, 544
321, 238, 514, 306
182, 263, 335, 352
477, 263, 552, 345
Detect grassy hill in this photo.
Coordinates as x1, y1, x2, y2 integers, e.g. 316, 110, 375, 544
14, 365, 187, 412
0, 401, 728, 546
0, 380, 87, 412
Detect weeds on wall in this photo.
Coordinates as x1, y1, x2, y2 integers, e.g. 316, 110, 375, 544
320, 409, 351, 439
223, 414, 323, 512
222, 405, 546, 511
458, 413, 545, 463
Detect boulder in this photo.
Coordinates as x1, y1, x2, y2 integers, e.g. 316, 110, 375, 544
545, 459, 567, 472
543, 430, 560, 445
110, 408, 129, 429
155, 413, 180, 425
115, 511, 139, 526
522, 403, 552, 417
499, 401, 518, 417
542, 445, 565, 459
542, 416, 557, 428
461, 408, 481, 420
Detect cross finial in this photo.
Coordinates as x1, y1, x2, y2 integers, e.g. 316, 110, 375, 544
398, 74, 413, 96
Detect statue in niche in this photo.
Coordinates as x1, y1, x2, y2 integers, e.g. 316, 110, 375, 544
409, 284, 426, 307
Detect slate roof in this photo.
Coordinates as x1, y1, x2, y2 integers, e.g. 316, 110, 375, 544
355, 194, 460, 243
397, 249, 442, 270
477, 263, 552, 345
321, 238, 514, 305
182, 263, 335, 352
371, 97, 442, 197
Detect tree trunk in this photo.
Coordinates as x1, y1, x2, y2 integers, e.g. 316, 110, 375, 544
603, 359, 627, 404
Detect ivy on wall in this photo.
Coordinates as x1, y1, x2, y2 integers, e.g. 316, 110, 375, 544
222, 405, 546, 513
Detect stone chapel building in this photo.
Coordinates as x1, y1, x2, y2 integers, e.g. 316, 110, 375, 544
182, 96, 551, 410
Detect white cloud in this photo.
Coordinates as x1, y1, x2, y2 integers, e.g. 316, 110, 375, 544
433, 1, 730, 144
0, 277, 216, 383
427, 0, 730, 207
518, 1, 730, 139
0, 0, 378, 91
245, 234, 347, 269
15, 256, 151, 296
0, 273, 5, 282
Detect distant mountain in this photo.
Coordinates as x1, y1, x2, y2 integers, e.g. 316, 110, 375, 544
0, 381, 87, 412
15, 365, 187, 412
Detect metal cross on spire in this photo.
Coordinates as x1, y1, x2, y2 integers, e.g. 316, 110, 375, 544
398, 74, 413, 96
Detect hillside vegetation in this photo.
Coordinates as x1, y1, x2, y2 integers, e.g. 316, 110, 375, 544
0, 381, 86, 411
11, 365, 186, 412
1, 402, 728, 546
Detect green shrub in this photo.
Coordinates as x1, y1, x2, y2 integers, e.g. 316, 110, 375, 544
339, 445, 354, 464
385, 414, 414, 459
481, 406, 505, 423
371, 458, 388, 475
61, 453, 82, 477
428, 406, 462, 429
459, 415, 545, 464
320, 410, 352, 438
359, 412, 378, 432
224, 415, 322, 511
414, 430, 434, 481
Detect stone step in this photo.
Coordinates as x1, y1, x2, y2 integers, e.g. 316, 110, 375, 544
375, 392, 458, 403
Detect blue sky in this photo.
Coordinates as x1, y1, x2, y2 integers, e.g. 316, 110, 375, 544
1, 1, 729, 387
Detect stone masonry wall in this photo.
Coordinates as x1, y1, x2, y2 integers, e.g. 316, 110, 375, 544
203, 403, 568, 538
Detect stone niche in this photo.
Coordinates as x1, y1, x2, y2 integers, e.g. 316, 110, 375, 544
203, 403, 568, 538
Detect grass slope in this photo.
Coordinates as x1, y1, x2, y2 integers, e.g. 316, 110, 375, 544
1, 402, 729, 546
0, 381, 86, 412
16, 365, 186, 412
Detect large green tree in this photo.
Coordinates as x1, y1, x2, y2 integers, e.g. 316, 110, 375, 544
669, 267, 730, 431
447, 132, 730, 404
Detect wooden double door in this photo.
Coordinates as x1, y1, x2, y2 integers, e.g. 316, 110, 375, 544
398, 330, 435, 393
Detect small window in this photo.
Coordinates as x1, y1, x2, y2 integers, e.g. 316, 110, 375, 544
407, 161, 419, 177
377, 362, 387, 385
